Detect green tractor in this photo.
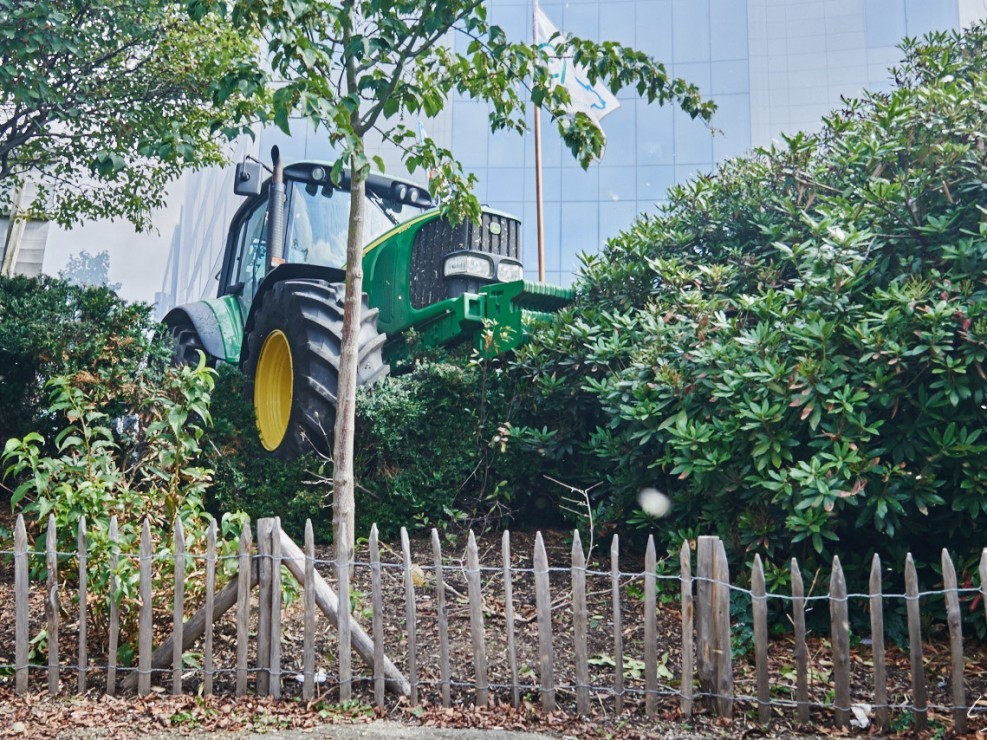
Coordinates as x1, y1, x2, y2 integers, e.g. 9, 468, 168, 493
163, 148, 571, 458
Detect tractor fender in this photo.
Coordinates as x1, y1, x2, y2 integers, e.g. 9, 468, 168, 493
163, 297, 244, 365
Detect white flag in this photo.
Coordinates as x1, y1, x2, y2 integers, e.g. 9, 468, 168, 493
533, 6, 621, 128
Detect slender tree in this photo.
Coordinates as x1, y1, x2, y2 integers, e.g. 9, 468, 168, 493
197, 0, 715, 551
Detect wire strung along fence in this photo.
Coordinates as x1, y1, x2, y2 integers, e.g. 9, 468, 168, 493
2, 515, 987, 733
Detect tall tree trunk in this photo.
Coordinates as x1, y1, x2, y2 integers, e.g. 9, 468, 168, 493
332, 145, 365, 559
333, 3, 363, 560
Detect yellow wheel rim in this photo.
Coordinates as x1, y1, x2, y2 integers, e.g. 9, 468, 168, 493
255, 330, 293, 451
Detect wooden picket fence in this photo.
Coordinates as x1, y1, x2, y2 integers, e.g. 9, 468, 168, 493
3, 514, 987, 733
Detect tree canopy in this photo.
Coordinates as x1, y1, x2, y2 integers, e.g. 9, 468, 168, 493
198, 0, 715, 219
59, 249, 121, 291
0, 0, 260, 229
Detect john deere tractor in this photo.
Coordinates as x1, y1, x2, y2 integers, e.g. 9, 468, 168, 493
163, 148, 571, 458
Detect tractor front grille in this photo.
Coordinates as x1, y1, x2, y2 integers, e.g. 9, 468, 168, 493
409, 212, 521, 309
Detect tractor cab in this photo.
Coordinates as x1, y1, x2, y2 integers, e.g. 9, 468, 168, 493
218, 158, 434, 316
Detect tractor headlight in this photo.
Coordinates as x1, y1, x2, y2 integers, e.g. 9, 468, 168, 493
496, 260, 523, 282
444, 253, 494, 280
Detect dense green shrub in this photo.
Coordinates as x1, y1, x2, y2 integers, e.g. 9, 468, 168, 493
0, 275, 161, 446
352, 347, 532, 536
0, 276, 251, 651
2, 358, 244, 649
509, 26, 987, 596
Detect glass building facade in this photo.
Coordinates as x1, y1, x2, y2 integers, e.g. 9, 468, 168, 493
157, 0, 977, 311
462, 0, 964, 285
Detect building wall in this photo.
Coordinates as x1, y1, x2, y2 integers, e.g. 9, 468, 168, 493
2, 182, 50, 279
0, 218, 49, 278
157, 139, 258, 315
748, 0, 960, 143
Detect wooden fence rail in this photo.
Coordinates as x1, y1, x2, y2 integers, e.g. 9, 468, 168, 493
3, 513, 987, 733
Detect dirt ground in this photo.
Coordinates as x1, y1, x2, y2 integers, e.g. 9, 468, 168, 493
2, 507, 987, 739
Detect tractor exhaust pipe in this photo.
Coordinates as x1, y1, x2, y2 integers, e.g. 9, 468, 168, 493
266, 145, 286, 272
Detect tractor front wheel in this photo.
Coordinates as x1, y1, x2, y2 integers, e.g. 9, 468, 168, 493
242, 280, 388, 459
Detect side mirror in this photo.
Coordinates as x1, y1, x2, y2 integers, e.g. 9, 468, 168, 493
234, 162, 264, 196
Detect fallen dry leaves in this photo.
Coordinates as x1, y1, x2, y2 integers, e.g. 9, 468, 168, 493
0, 688, 375, 739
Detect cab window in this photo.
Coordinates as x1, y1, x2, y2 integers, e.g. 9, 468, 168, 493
284, 182, 424, 266
235, 199, 269, 306
285, 184, 349, 268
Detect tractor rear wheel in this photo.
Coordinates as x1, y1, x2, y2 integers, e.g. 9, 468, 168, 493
168, 321, 210, 367
242, 279, 388, 459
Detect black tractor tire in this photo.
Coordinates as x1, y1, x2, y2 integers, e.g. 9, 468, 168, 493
168, 321, 211, 367
242, 279, 388, 459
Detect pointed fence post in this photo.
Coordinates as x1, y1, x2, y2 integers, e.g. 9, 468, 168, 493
644, 535, 658, 717
336, 520, 351, 702
830, 556, 850, 728
138, 519, 152, 696
571, 530, 589, 716
696, 535, 715, 707
869, 554, 888, 729
77, 517, 88, 694
433, 529, 452, 707
270, 517, 282, 700
107, 517, 120, 696
712, 538, 733, 719
612, 535, 625, 715
752, 555, 769, 725
235, 519, 252, 697
204, 518, 216, 696
302, 520, 316, 702
791, 558, 808, 724
533, 532, 555, 712
679, 540, 693, 718
905, 553, 928, 731
466, 530, 489, 707
46, 514, 59, 696
370, 524, 385, 708
401, 527, 418, 706
942, 549, 966, 735
14, 515, 29, 695
502, 530, 520, 708
256, 517, 273, 696
172, 518, 186, 695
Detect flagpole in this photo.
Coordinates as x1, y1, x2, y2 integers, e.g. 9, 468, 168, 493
532, 0, 546, 282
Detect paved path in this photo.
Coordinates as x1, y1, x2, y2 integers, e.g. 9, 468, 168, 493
141, 723, 554, 740
249, 724, 552, 739
138, 719, 754, 739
